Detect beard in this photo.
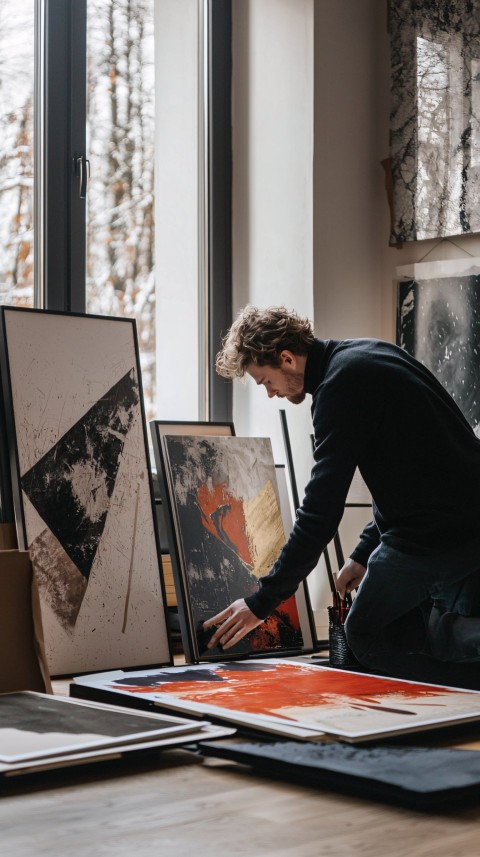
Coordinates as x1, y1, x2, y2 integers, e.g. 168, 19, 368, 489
280, 369, 305, 404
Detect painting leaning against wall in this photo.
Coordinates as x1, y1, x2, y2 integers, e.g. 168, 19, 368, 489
0, 307, 171, 676
160, 434, 304, 662
397, 258, 480, 437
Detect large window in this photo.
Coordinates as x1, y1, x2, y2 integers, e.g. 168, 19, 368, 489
1, 0, 231, 422
0, 0, 35, 306
86, 0, 156, 418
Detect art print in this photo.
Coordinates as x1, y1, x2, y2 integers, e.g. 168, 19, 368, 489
397, 258, 480, 436
0, 307, 171, 675
0, 692, 202, 763
158, 434, 306, 661
75, 659, 480, 742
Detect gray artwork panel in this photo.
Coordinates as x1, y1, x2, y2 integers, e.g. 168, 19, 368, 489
390, 1, 480, 242
397, 275, 480, 435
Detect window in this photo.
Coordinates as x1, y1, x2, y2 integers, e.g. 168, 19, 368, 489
0, 0, 35, 305
86, 0, 156, 419
2, 0, 231, 421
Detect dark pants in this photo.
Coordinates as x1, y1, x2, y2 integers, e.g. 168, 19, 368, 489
344, 537, 480, 676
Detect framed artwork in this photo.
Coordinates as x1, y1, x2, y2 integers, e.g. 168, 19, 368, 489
0, 692, 232, 776
0, 307, 172, 676
73, 659, 480, 743
279, 408, 370, 651
151, 421, 235, 554
397, 257, 480, 436
151, 428, 314, 662
389, 1, 480, 243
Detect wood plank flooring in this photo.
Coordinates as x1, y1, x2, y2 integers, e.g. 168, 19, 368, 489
0, 680, 479, 856
0, 737, 480, 857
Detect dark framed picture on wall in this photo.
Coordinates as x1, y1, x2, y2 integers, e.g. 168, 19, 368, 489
397, 257, 480, 437
151, 425, 315, 663
0, 307, 172, 676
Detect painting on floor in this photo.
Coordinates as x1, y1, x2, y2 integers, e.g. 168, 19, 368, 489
0, 307, 171, 675
155, 432, 309, 662
397, 257, 480, 436
0, 691, 204, 763
73, 659, 480, 743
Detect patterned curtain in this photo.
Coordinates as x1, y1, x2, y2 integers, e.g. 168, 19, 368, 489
390, 1, 480, 243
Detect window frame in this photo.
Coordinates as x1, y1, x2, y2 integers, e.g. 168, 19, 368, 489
35, 0, 231, 415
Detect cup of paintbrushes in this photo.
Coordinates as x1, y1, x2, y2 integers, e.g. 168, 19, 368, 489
328, 589, 358, 668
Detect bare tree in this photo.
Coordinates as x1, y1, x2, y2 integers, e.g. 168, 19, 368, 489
87, 0, 156, 418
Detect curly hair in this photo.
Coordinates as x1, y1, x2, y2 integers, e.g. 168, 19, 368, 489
216, 305, 315, 379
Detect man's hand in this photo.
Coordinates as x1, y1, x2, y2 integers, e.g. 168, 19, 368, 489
336, 559, 366, 598
203, 599, 263, 651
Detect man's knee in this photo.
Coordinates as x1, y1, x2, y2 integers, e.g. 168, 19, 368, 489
344, 613, 375, 665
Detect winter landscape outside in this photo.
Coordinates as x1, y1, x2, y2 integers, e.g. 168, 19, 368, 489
0, 0, 34, 307
0, 0, 156, 419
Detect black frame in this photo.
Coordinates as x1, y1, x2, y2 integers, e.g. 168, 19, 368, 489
36, 0, 87, 312
150, 420, 235, 663
208, 0, 233, 422
0, 306, 173, 675
278, 409, 323, 649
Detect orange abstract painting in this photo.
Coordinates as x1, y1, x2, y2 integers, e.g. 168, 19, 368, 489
163, 436, 303, 661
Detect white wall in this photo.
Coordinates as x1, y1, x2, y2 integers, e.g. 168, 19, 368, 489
314, 0, 480, 345
154, 0, 200, 420
231, 0, 314, 489
313, 0, 480, 571
231, 0, 328, 629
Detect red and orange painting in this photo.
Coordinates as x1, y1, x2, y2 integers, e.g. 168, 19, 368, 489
76, 659, 480, 741
163, 436, 303, 660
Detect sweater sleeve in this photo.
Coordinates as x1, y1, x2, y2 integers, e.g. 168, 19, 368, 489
246, 364, 370, 619
350, 520, 380, 568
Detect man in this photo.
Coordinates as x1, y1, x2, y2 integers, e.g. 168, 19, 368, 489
203, 305, 480, 677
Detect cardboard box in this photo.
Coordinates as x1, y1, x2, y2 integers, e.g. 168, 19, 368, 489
0, 551, 52, 694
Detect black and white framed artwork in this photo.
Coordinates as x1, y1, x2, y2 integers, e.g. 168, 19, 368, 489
0, 307, 172, 675
397, 257, 480, 437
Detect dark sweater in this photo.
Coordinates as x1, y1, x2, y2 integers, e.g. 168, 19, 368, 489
245, 338, 480, 619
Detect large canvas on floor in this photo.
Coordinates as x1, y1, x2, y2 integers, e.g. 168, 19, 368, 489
155, 432, 309, 662
0, 307, 171, 675
73, 659, 480, 743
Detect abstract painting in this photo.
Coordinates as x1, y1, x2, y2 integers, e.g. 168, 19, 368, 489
197, 741, 480, 810
0, 691, 234, 778
0, 307, 171, 675
390, 1, 480, 242
0, 692, 203, 763
74, 659, 480, 743
397, 258, 480, 436
157, 433, 307, 662
151, 420, 236, 554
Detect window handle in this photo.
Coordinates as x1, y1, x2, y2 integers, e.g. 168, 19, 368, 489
73, 153, 90, 199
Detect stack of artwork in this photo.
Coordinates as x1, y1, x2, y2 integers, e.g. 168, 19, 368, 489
151, 425, 314, 662
0, 306, 315, 679
0, 691, 232, 777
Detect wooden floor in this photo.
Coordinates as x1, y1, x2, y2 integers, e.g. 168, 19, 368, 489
0, 679, 480, 856
0, 720, 480, 857
1, 743, 480, 857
